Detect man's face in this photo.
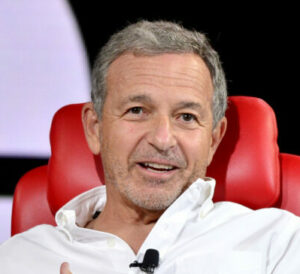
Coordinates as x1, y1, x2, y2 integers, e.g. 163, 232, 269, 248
96, 53, 226, 211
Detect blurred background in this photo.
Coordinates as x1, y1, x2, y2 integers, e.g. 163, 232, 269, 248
1, 1, 299, 243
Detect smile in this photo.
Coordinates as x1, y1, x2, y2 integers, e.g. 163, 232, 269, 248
138, 162, 178, 173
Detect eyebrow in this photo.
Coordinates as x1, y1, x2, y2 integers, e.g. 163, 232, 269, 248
121, 94, 153, 105
174, 101, 204, 113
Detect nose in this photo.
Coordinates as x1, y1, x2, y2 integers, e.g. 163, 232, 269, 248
147, 115, 177, 152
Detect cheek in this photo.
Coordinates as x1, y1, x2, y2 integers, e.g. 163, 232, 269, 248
181, 133, 212, 167
101, 122, 144, 158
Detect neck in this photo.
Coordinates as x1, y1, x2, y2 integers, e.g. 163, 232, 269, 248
85, 187, 166, 254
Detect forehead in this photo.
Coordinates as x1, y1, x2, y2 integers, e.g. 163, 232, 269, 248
106, 53, 213, 102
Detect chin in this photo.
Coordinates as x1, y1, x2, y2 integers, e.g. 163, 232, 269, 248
122, 183, 184, 211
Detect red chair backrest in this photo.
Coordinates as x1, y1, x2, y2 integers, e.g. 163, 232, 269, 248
207, 96, 280, 209
47, 104, 105, 215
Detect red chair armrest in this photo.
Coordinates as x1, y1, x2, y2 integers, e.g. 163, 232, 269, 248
11, 165, 55, 235
279, 153, 300, 216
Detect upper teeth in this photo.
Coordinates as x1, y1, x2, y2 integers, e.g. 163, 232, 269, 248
144, 163, 174, 170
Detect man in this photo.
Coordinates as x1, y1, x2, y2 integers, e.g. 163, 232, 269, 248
1, 20, 300, 273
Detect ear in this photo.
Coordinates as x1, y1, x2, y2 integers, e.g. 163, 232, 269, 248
207, 116, 227, 166
82, 102, 101, 155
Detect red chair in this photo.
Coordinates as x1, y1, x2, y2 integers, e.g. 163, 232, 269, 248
11, 96, 300, 236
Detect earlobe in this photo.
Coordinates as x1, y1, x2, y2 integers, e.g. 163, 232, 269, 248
82, 102, 101, 155
207, 117, 227, 166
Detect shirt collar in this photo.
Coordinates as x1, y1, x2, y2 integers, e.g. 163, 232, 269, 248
55, 177, 216, 241
55, 186, 107, 228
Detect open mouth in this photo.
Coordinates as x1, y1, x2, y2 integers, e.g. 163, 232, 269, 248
138, 162, 178, 173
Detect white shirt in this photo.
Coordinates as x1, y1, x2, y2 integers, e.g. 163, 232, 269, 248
1, 178, 300, 273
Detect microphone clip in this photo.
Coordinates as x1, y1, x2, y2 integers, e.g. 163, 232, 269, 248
129, 249, 159, 274
129, 261, 156, 273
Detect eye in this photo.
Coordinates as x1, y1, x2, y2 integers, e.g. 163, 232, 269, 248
129, 106, 143, 114
180, 113, 197, 122
124, 106, 148, 120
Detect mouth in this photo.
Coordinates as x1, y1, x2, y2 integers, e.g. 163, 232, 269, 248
138, 162, 178, 174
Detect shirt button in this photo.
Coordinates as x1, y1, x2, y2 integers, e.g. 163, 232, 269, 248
199, 211, 206, 218
106, 238, 116, 248
58, 213, 68, 226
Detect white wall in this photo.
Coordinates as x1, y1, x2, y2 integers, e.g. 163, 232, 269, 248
0, 197, 12, 244
0, 0, 90, 157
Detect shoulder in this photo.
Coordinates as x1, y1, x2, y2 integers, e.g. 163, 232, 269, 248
0, 224, 68, 253
0, 224, 70, 273
214, 200, 300, 217
212, 201, 300, 230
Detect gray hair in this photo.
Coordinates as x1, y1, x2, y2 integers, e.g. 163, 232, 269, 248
91, 20, 227, 127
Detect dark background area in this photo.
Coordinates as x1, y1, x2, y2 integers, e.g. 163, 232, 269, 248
1, 2, 299, 195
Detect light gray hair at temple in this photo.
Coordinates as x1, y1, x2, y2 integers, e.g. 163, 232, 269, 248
91, 20, 227, 128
